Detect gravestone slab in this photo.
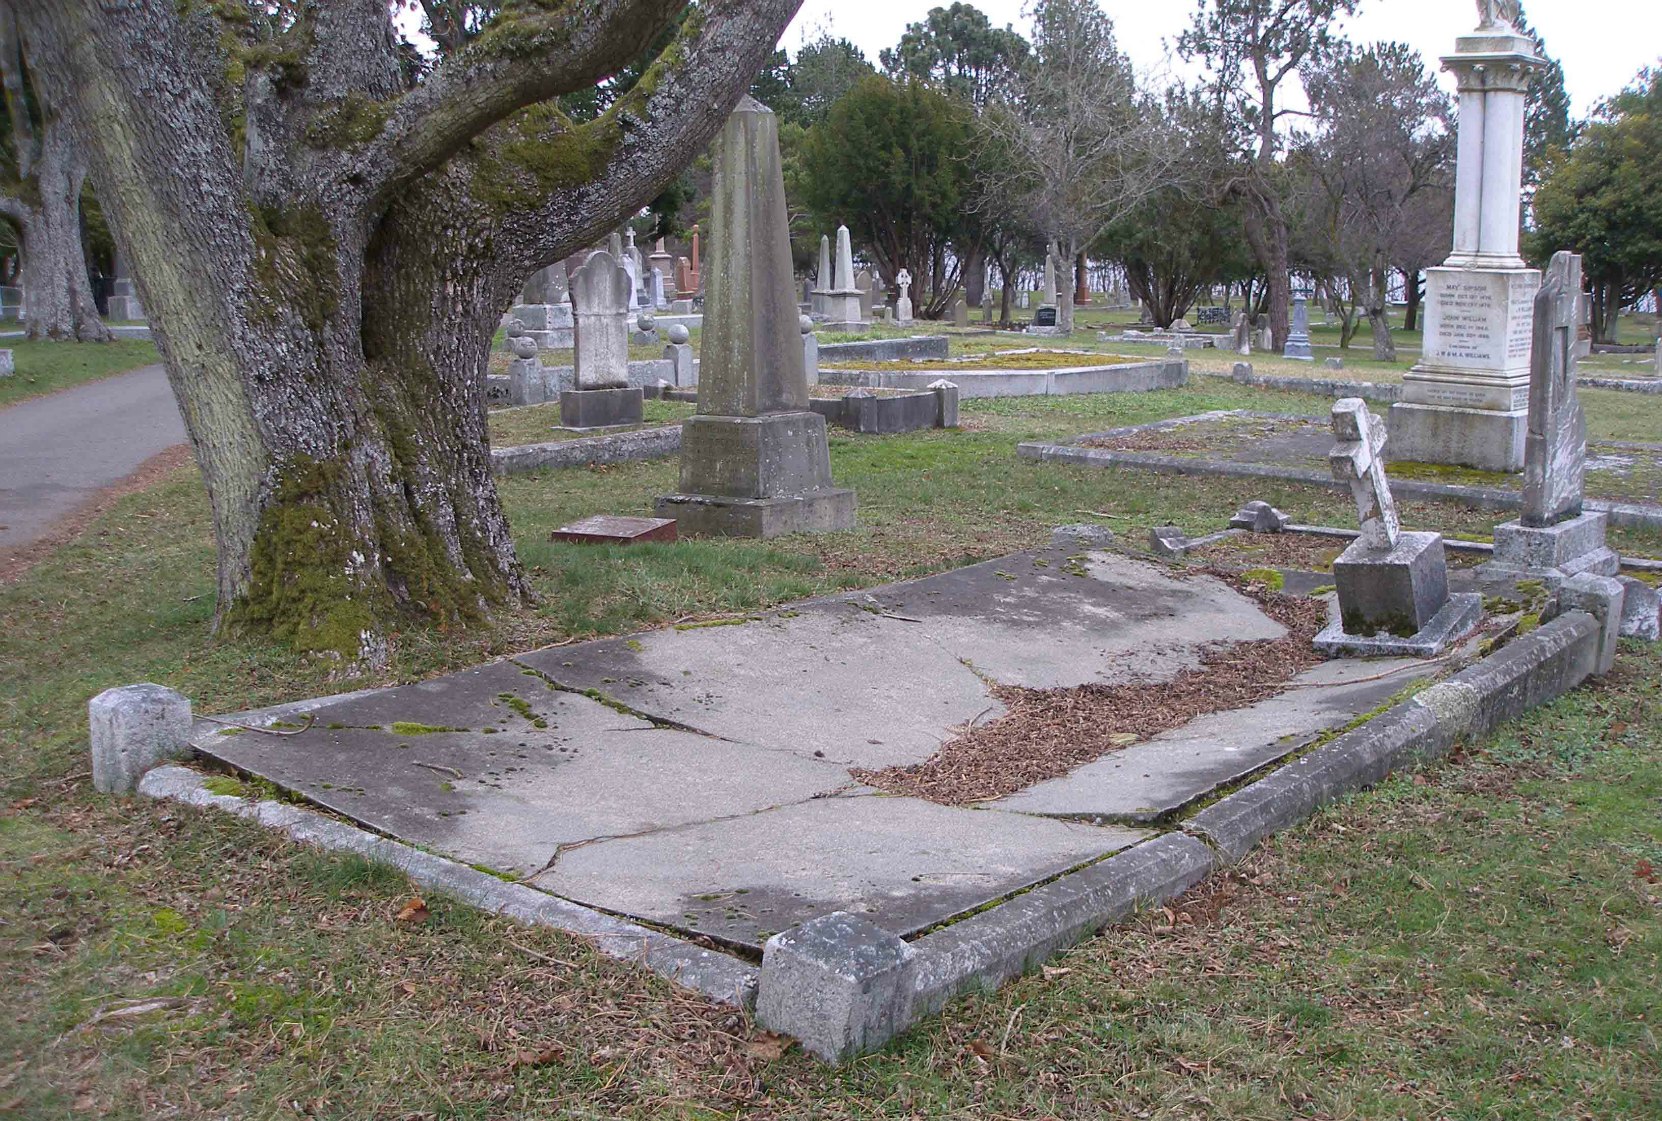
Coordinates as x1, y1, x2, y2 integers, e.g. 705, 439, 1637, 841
549, 515, 677, 546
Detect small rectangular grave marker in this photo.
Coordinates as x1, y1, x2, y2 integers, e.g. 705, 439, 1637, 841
550, 515, 678, 546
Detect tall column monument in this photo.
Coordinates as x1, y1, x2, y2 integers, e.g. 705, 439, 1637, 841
1388, 0, 1543, 472
656, 98, 856, 537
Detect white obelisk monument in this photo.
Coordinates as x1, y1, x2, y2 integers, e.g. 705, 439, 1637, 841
1388, 0, 1544, 472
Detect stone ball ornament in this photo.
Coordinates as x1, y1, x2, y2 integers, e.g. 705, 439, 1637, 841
667, 324, 691, 345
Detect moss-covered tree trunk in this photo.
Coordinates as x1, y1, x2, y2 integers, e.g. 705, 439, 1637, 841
15, 0, 800, 660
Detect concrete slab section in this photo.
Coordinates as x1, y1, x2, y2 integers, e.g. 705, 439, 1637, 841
536, 796, 1148, 949
987, 658, 1438, 823
846, 549, 1286, 689
196, 660, 851, 877
517, 551, 1286, 768
517, 603, 1002, 770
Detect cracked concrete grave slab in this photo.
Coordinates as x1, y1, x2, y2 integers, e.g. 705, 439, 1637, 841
189, 546, 1432, 954
197, 659, 853, 877
987, 657, 1440, 823
515, 549, 1285, 769
533, 795, 1147, 948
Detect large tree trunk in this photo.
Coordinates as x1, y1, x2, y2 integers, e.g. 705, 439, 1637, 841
5, 118, 110, 341
18, 0, 796, 659
1366, 263, 1396, 362
1239, 186, 1290, 350
1402, 266, 1422, 333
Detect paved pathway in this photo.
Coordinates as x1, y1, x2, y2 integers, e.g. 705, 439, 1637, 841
0, 364, 186, 553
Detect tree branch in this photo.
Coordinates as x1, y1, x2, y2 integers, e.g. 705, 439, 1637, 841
487, 0, 806, 274
360, 0, 691, 203
0, 1, 38, 179
0, 190, 28, 223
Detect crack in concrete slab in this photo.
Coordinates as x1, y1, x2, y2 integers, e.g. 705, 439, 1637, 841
508, 657, 742, 742
522, 781, 876, 882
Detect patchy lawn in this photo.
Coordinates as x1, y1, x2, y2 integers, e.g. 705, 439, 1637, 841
0, 338, 160, 408
488, 398, 695, 447
3, 382, 1660, 1118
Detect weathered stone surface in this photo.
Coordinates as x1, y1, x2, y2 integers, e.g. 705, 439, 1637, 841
1314, 592, 1483, 658
1229, 500, 1290, 533
195, 660, 851, 878
519, 550, 1285, 767
1491, 510, 1615, 573
1545, 572, 1624, 674
1329, 399, 1400, 549
1283, 291, 1314, 360
1522, 252, 1589, 526
569, 250, 632, 390
137, 766, 761, 1009
989, 658, 1440, 822
1439, 610, 1599, 731
1333, 530, 1448, 637
929, 379, 959, 428
664, 98, 854, 535
560, 386, 643, 429
757, 912, 919, 1063
908, 834, 1214, 1020
89, 683, 192, 794
535, 794, 1145, 948
1618, 576, 1660, 640
1186, 703, 1442, 862
1148, 524, 1188, 557
549, 515, 677, 546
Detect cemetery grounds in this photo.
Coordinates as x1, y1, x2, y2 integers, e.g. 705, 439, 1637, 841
3, 326, 1661, 1117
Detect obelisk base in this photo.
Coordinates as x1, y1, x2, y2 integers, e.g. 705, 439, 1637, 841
1489, 511, 1619, 579
657, 412, 857, 538
1387, 401, 1527, 472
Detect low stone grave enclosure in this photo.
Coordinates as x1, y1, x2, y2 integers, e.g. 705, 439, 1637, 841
1019, 410, 1662, 531
114, 534, 1620, 1063
819, 349, 1186, 399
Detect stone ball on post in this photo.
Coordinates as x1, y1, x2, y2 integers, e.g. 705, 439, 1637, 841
799, 315, 814, 335
636, 312, 656, 333
668, 324, 690, 345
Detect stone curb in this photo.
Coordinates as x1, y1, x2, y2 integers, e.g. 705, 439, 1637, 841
1186, 611, 1600, 862
905, 833, 1216, 1017
491, 424, 682, 476
818, 358, 1183, 399
1017, 437, 1662, 532
136, 764, 759, 1008
1579, 376, 1662, 395
1198, 368, 1402, 402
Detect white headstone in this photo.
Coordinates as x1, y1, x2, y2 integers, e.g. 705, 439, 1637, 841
569, 250, 632, 390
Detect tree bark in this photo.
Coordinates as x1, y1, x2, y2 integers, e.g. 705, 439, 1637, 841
1401, 267, 1421, 333
16, 0, 798, 659
6, 130, 110, 342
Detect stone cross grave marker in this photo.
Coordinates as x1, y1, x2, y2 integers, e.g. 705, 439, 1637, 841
1521, 250, 1587, 527
1329, 399, 1400, 550
895, 269, 913, 323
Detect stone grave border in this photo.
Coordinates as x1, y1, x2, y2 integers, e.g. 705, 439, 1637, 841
1200, 365, 1662, 400
819, 355, 1185, 399
131, 587, 1612, 1062
491, 424, 682, 476
1018, 410, 1662, 533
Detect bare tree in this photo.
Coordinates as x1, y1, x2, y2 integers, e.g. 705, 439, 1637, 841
1180, 0, 1357, 350
1301, 41, 1453, 361
13, 0, 798, 660
0, 3, 109, 341
979, 0, 1172, 331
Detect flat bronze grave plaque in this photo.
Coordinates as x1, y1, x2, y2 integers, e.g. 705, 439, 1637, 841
550, 515, 677, 546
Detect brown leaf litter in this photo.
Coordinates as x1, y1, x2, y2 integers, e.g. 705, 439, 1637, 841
853, 572, 1328, 806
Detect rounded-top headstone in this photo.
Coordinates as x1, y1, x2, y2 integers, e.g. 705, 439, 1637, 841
668, 324, 690, 345
799, 315, 814, 335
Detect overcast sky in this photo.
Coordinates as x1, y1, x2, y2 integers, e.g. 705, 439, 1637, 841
783, 0, 1662, 117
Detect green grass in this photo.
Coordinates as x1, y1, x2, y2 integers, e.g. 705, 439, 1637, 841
3, 383, 1661, 1117
0, 337, 160, 407
487, 397, 694, 446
